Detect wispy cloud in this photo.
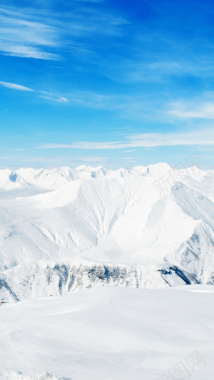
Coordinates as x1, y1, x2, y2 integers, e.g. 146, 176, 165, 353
38, 128, 214, 150
108, 58, 214, 84
0, 7, 60, 60
0, 5, 128, 61
0, 81, 34, 91
40, 95, 69, 103
101, 24, 214, 86
0, 80, 70, 104
51, 91, 154, 121
75, 0, 105, 3
67, 91, 116, 109
0, 154, 107, 169
0, 81, 159, 119
106, 60, 187, 83
168, 101, 214, 119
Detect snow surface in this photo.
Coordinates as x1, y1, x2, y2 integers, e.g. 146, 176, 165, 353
0, 164, 214, 301
0, 286, 213, 379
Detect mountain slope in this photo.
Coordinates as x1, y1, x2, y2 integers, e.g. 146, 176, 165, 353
0, 164, 213, 301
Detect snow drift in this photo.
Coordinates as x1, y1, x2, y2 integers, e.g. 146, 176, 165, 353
0, 286, 213, 379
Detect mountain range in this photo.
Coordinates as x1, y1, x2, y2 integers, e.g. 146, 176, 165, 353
0, 163, 214, 302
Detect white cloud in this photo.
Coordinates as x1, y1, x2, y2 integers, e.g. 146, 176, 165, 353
40, 95, 69, 103
3, 45, 59, 60
168, 101, 214, 119
0, 81, 34, 91
37, 129, 214, 150
0, 7, 61, 60
0, 5, 128, 61
0, 80, 70, 104
58, 97, 69, 103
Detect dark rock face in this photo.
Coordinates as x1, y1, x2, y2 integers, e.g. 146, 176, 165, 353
9, 172, 17, 182
0, 262, 187, 302
158, 266, 200, 286
0, 279, 19, 301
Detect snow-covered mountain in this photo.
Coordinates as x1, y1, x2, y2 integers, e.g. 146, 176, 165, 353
0, 163, 214, 302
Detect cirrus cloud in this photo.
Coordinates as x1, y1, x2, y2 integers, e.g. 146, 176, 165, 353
0, 81, 34, 91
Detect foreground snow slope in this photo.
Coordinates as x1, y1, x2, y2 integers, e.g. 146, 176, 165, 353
0, 286, 213, 379
0, 164, 214, 301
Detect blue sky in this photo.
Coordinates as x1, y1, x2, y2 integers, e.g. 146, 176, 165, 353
0, 0, 214, 169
